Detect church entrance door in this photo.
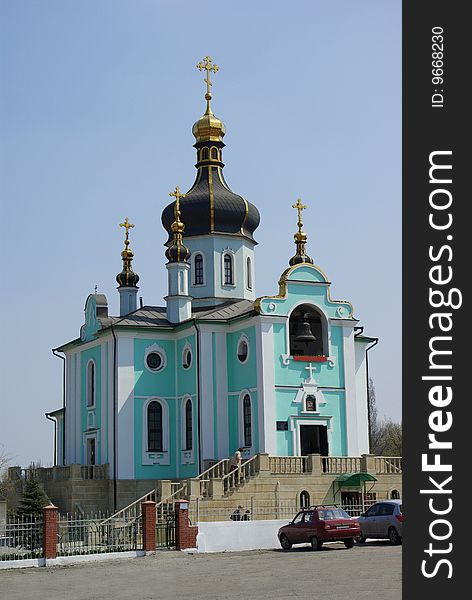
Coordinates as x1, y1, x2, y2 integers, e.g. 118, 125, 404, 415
300, 425, 328, 456
86, 438, 96, 465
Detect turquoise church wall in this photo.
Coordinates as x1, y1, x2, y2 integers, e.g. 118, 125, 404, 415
133, 334, 198, 479
226, 325, 259, 454
274, 388, 346, 456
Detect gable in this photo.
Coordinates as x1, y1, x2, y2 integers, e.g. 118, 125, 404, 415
255, 263, 354, 320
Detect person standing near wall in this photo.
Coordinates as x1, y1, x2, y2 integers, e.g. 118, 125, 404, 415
229, 448, 242, 471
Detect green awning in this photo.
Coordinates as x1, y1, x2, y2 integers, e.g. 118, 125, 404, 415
334, 472, 377, 487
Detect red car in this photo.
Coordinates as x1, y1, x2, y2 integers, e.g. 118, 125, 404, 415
278, 506, 360, 551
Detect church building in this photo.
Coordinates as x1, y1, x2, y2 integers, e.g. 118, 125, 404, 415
47, 57, 377, 486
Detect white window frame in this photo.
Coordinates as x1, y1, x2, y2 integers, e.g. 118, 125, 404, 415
192, 252, 206, 286
221, 250, 236, 287
246, 256, 252, 290
181, 341, 192, 370
236, 333, 250, 364
86, 359, 96, 408
238, 390, 253, 450
180, 395, 195, 464
144, 343, 167, 374
142, 397, 170, 465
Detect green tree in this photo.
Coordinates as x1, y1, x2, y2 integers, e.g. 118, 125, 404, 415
17, 478, 50, 517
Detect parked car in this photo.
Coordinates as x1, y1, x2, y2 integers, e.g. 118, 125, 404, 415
278, 506, 360, 551
357, 500, 403, 545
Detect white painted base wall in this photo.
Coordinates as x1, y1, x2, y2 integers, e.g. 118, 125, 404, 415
196, 519, 288, 553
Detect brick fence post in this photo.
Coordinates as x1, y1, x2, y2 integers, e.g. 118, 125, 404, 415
141, 500, 156, 552
175, 500, 198, 551
42, 504, 58, 560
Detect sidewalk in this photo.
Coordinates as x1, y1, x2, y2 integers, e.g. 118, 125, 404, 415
0, 543, 401, 600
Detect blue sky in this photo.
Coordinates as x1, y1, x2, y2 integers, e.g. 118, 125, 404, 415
0, 0, 401, 467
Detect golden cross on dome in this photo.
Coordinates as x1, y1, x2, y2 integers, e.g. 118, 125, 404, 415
169, 186, 186, 221
196, 55, 219, 96
292, 198, 307, 232
120, 217, 135, 247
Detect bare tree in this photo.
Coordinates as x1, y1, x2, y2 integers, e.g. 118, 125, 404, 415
0, 445, 12, 499
368, 378, 402, 456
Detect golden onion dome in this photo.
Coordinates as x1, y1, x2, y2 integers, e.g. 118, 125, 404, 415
192, 93, 226, 143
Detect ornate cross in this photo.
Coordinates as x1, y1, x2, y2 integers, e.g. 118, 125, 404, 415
196, 56, 219, 96
120, 217, 135, 247
169, 186, 186, 220
292, 198, 307, 232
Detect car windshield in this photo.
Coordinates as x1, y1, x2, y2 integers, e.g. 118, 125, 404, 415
318, 509, 351, 520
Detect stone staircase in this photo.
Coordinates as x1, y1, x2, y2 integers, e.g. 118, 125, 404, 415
103, 453, 403, 523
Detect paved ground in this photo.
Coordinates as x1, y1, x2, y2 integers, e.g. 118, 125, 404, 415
1, 541, 401, 600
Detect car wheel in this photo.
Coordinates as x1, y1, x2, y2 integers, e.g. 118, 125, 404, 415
344, 538, 355, 549
310, 536, 323, 551
388, 527, 402, 545
279, 534, 292, 550
356, 535, 366, 544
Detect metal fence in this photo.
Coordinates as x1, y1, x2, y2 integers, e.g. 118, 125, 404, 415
189, 498, 376, 523
190, 499, 299, 523
57, 513, 141, 556
0, 515, 43, 561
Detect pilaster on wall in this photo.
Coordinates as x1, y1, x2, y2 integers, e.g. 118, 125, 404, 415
199, 331, 215, 461
342, 324, 359, 455
117, 336, 135, 479
257, 319, 277, 456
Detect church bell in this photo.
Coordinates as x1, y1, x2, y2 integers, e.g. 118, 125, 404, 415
293, 315, 317, 343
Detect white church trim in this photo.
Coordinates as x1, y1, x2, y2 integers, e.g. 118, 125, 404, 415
142, 397, 170, 466
290, 416, 333, 457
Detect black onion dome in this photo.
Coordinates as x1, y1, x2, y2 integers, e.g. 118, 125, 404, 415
165, 239, 191, 263
161, 166, 260, 244
116, 267, 140, 287
116, 247, 140, 288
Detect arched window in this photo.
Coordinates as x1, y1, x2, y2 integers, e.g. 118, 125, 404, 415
194, 253, 204, 285
246, 257, 252, 289
224, 254, 233, 285
300, 490, 310, 509
211, 147, 218, 160
86, 361, 95, 407
390, 489, 400, 499
289, 304, 326, 357
243, 394, 252, 447
185, 399, 193, 451
237, 337, 249, 363
148, 401, 163, 452
201, 147, 209, 160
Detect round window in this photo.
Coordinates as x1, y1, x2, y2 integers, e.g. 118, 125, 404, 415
146, 352, 163, 371
237, 339, 249, 363
183, 348, 192, 369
